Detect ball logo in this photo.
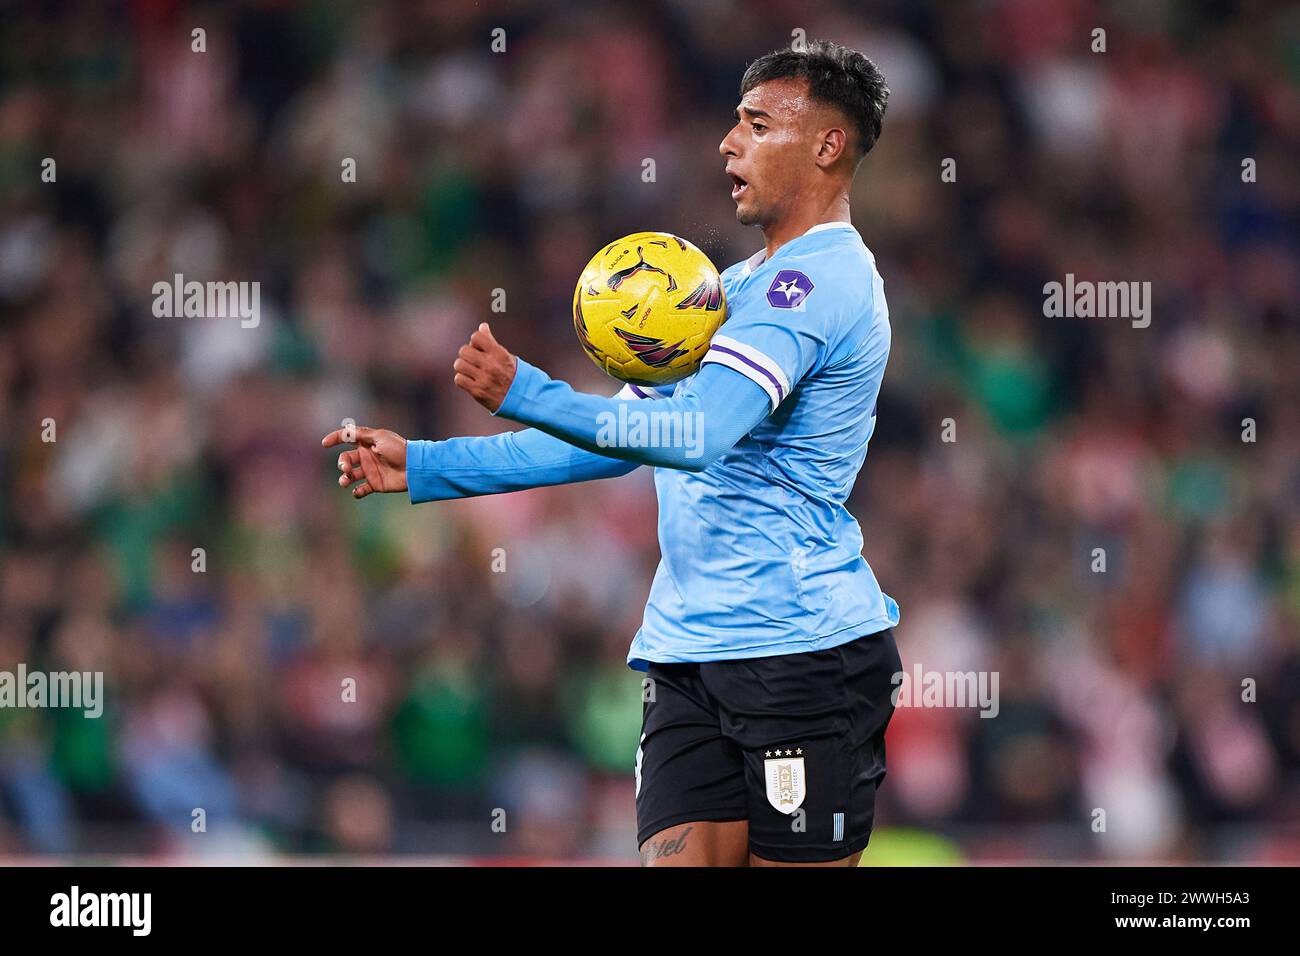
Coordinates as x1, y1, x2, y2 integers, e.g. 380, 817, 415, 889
606, 245, 677, 293
766, 269, 814, 309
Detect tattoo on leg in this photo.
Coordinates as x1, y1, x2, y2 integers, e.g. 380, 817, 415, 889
640, 826, 693, 865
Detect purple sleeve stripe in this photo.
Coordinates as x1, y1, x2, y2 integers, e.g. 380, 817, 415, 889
629, 384, 652, 399
706, 345, 785, 401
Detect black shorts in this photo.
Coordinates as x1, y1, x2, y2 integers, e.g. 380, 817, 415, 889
635, 629, 901, 863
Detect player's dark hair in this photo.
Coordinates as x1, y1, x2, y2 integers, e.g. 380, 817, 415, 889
740, 40, 889, 158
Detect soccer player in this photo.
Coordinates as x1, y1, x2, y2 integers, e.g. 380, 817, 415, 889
323, 41, 900, 867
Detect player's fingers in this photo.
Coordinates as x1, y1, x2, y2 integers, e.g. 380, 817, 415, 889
351, 480, 375, 499
338, 465, 365, 487
353, 425, 380, 446
453, 357, 481, 379
336, 450, 360, 472
454, 372, 477, 392
323, 422, 367, 446
469, 322, 498, 352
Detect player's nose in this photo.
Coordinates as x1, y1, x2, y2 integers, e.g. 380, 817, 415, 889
719, 127, 739, 159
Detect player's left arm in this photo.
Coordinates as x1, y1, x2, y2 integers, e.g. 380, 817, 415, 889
453, 324, 771, 472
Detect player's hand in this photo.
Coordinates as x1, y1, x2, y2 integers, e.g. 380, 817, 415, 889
321, 424, 408, 498
454, 322, 517, 413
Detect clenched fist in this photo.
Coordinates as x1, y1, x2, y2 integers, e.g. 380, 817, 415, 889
454, 322, 517, 413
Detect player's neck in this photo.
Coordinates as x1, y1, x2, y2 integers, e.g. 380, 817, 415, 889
761, 195, 852, 260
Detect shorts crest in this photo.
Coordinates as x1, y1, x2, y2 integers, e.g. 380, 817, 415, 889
763, 751, 807, 813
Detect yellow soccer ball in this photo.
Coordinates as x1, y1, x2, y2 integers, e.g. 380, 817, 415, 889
572, 232, 727, 385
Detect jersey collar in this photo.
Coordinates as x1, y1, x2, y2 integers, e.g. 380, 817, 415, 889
739, 221, 858, 276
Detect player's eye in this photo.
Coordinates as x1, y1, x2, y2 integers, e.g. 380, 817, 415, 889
752, 122, 767, 132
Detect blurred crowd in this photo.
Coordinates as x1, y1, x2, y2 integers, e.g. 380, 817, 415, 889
1, 0, 1298, 862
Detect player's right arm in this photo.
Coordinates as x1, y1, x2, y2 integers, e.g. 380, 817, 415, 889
321, 390, 647, 503
402, 425, 641, 502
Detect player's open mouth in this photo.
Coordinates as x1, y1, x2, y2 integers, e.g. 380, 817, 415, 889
728, 173, 748, 200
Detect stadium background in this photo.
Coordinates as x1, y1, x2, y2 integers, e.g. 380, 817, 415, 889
1, 0, 1298, 864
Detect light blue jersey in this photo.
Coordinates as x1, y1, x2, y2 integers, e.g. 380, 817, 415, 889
629, 221, 898, 668
407, 221, 899, 670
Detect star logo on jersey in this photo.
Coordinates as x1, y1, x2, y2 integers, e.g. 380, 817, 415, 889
766, 270, 814, 309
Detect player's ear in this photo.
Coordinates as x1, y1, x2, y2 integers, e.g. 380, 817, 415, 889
814, 127, 848, 169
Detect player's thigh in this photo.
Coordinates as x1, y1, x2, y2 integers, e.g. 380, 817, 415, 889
640, 820, 750, 867
710, 630, 902, 864
635, 662, 749, 859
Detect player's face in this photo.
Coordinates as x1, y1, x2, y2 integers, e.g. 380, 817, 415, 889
720, 78, 824, 227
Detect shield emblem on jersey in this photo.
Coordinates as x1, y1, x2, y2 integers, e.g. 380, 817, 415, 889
764, 755, 807, 813
766, 270, 814, 309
